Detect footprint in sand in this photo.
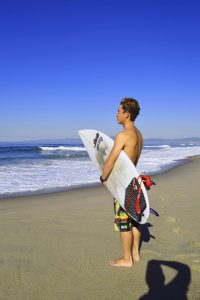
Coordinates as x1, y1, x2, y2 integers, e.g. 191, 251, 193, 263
192, 257, 200, 272
180, 194, 186, 198
167, 216, 177, 223
192, 264, 200, 272
173, 227, 181, 234
191, 241, 200, 249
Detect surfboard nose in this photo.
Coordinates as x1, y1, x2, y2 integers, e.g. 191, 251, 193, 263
78, 129, 93, 136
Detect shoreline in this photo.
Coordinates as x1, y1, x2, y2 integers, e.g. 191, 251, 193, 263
0, 154, 194, 201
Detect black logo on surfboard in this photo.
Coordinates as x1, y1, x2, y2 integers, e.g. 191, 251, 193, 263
93, 133, 103, 150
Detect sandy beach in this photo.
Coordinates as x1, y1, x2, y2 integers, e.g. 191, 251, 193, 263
0, 156, 200, 300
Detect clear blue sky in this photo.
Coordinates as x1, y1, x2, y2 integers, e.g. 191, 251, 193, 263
1, 0, 199, 141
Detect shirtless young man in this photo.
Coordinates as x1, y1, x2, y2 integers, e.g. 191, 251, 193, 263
100, 97, 143, 267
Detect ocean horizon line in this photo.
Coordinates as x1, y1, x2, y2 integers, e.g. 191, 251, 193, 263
0, 136, 200, 145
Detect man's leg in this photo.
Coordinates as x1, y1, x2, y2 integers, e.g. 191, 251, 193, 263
132, 226, 141, 262
110, 230, 133, 267
111, 199, 133, 267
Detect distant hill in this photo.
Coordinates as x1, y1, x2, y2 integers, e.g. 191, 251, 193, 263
0, 136, 200, 146
143, 137, 200, 146
0, 138, 81, 145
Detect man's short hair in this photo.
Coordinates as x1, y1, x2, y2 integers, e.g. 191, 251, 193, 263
120, 97, 140, 121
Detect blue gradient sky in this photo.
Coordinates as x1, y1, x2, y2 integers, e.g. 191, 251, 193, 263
1, 0, 199, 141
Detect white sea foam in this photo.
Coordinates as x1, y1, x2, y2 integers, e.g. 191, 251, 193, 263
1, 144, 200, 197
143, 145, 171, 148
0, 159, 98, 196
39, 146, 86, 151
137, 145, 200, 174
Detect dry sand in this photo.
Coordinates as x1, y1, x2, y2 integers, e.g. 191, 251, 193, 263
0, 155, 200, 300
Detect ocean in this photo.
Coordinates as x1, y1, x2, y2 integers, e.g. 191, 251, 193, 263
0, 138, 200, 198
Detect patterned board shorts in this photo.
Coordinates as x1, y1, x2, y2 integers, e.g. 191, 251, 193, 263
114, 198, 140, 232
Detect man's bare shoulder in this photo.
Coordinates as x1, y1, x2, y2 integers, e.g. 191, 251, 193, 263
115, 128, 143, 146
115, 131, 128, 139
135, 127, 143, 143
115, 131, 126, 138
114, 131, 127, 144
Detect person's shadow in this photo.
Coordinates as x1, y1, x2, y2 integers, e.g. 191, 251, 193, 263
140, 223, 155, 249
139, 260, 191, 300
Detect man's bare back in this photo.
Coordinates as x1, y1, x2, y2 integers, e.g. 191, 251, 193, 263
121, 127, 143, 166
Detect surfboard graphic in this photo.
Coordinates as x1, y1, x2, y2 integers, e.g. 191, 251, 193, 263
78, 129, 150, 224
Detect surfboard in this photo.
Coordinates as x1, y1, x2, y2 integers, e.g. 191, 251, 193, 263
78, 129, 150, 224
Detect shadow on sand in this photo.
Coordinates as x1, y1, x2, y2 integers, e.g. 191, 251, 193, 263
140, 223, 155, 249
139, 259, 191, 300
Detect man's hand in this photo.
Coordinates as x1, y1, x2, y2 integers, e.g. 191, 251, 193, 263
102, 181, 107, 188
100, 175, 107, 188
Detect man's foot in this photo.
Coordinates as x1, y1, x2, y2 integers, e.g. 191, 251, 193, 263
109, 257, 132, 267
132, 253, 140, 262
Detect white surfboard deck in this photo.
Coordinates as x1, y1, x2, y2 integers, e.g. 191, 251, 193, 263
78, 129, 149, 224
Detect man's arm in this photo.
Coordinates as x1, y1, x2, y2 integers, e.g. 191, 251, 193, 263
101, 132, 126, 182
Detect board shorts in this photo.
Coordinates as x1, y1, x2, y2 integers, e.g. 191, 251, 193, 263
114, 198, 140, 232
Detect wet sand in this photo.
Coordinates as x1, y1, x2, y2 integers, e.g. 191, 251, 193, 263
0, 156, 200, 299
